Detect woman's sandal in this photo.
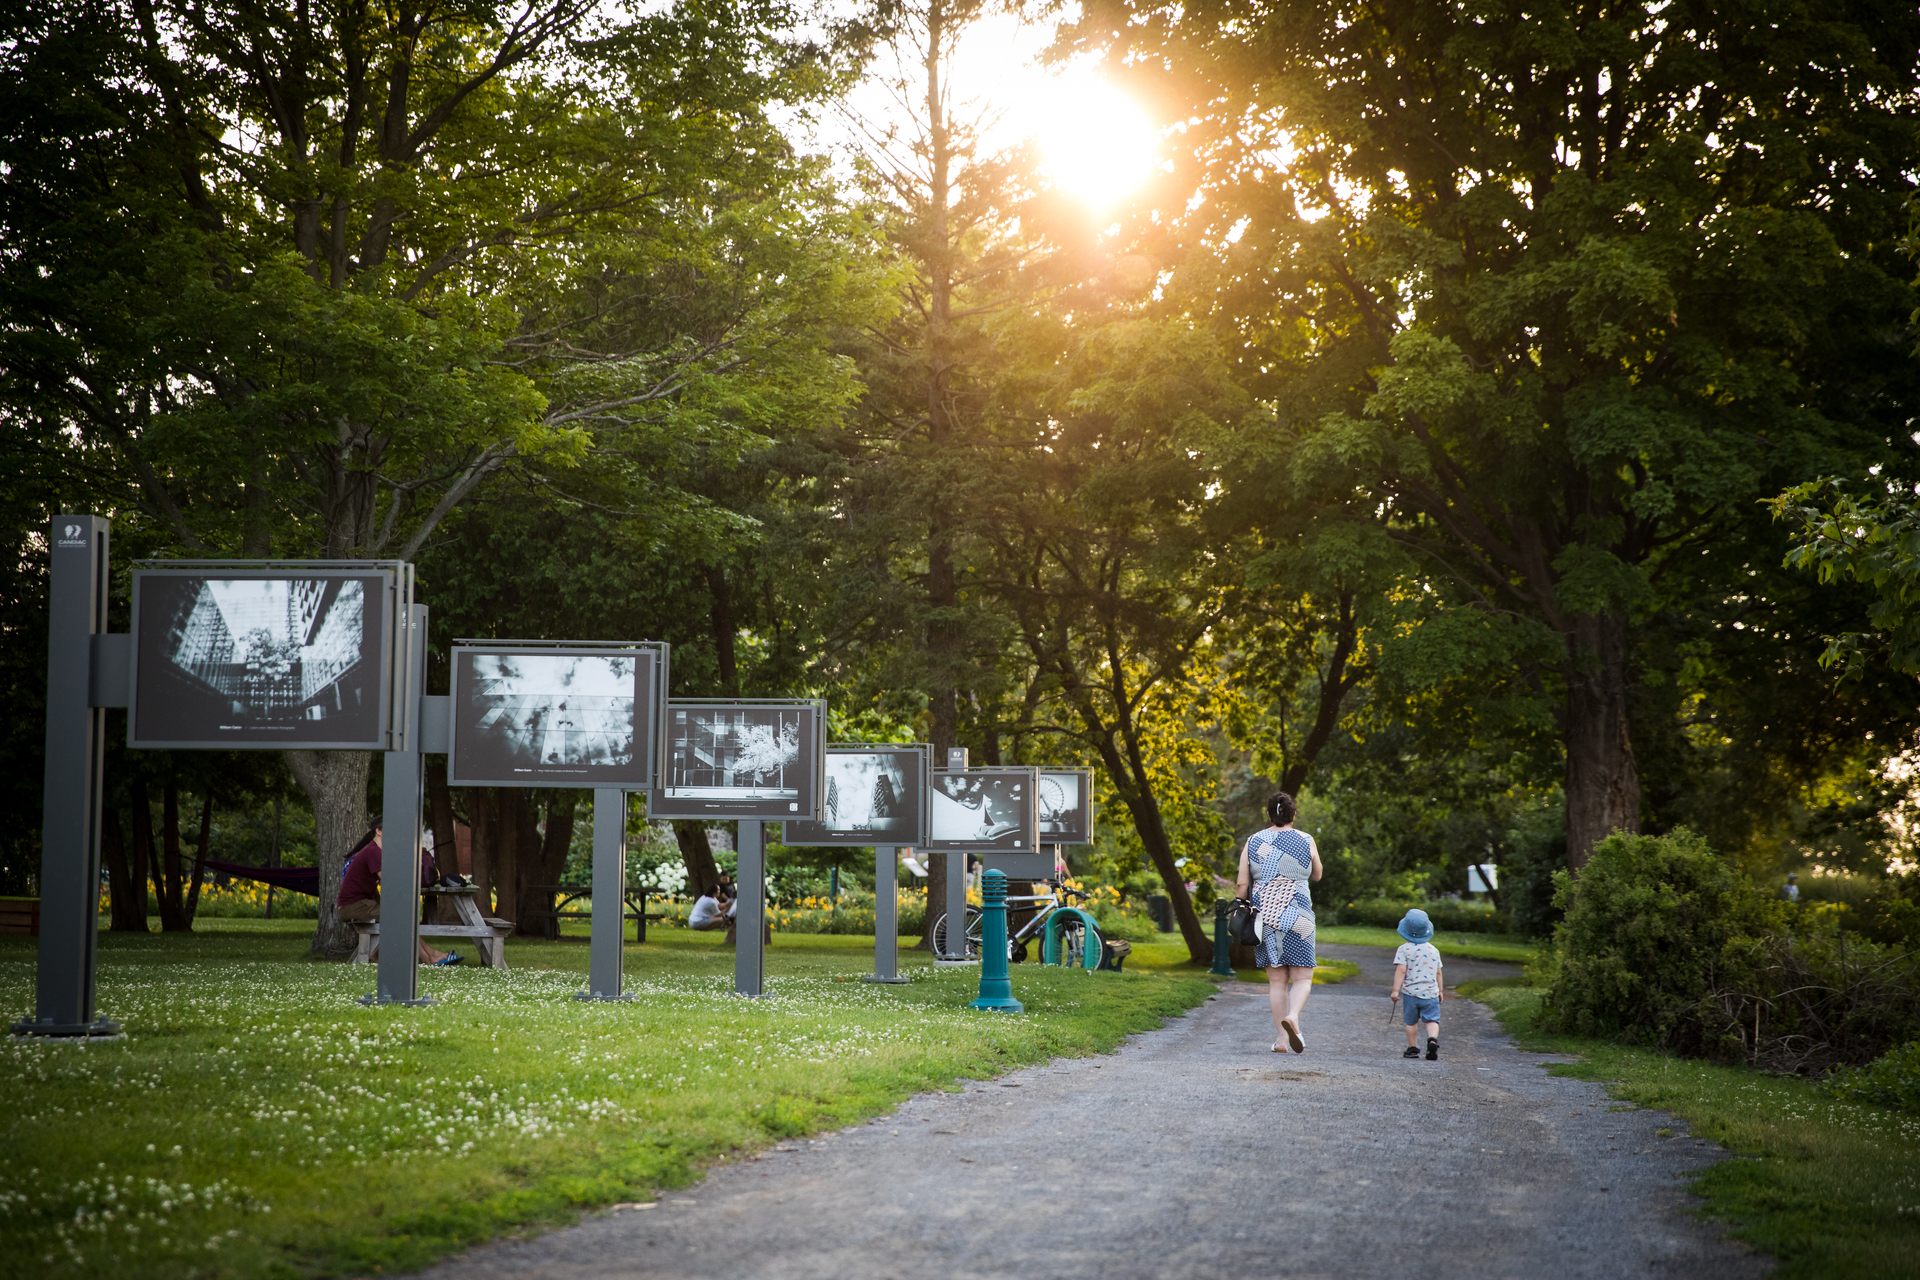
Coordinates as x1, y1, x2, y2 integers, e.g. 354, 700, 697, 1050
1271, 1039, 1284, 1053
1281, 1018, 1305, 1053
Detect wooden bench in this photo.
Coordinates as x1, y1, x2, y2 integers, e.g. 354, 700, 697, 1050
349, 887, 513, 968
0, 897, 39, 937
1098, 938, 1134, 972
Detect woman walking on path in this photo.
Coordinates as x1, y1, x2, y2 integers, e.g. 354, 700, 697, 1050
1237, 792, 1322, 1052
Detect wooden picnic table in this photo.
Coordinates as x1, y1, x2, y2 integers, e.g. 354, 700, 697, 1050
349, 885, 513, 968
528, 884, 667, 943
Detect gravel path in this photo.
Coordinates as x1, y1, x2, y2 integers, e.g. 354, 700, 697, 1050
412, 954, 1770, 1280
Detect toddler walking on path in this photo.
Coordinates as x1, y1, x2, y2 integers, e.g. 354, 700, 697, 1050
1389, 908, 1444, 1060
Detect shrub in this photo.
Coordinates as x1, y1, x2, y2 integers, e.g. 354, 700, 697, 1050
1823, 1039, 1920, 1115
1331, 897, 1509, 934
1542, 829, 1920, 1072
1541, 829, 1786, 1054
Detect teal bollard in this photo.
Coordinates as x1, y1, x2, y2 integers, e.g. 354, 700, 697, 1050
1210, 899, 1235, 977
971, 870, 1024, 1013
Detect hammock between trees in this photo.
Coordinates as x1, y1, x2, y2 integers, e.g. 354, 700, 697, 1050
203, 862, 321, 897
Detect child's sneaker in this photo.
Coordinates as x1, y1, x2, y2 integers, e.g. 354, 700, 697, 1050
1425, 1039, 1439, 1060
1402, 1045, 1420, 1059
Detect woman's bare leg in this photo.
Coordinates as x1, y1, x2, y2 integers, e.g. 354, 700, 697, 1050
1285, 966, 1313, 1023
1265, 967, 1289, 1045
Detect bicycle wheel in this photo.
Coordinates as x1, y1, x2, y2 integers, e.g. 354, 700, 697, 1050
930, 907, 982, 959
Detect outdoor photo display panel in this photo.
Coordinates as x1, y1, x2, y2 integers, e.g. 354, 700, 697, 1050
783, 744, 929, 846
647, 700, 824, 819
448, 645, 661, 788
130, 568, 392, 749
1038, 768, 1095, 844
927, 767, 1038, 852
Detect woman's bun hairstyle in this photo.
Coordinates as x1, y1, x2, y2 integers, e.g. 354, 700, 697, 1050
1266, 791, 1296, 826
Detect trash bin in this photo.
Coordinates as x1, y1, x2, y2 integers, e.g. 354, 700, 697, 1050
1146, 894, 1173, 933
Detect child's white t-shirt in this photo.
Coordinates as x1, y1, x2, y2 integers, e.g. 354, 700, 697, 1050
1394, 941, 1443, 998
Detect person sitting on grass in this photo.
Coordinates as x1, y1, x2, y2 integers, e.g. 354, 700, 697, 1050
1389, 908, 1443, 1060
337, 824, 462, 966
688, 884, 736, 932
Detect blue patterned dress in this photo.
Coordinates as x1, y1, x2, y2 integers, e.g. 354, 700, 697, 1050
1247, 828, 1317, 969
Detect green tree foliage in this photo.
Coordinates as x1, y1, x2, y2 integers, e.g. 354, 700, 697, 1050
1075, 0, 1920, 869
0, 0, 870, 952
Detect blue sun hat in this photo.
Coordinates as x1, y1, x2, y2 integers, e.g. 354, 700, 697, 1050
1397, 908, 1434, 944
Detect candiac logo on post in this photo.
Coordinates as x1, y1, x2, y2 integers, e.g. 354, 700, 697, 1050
55, 522, 88, 548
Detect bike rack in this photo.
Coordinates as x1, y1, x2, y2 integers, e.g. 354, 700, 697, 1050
1040, 907, 1104, 970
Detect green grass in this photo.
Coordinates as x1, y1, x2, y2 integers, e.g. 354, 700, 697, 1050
1461, 979, 1920, 1279
1316, 924, 1539, 963
2, 926, 1213, 1279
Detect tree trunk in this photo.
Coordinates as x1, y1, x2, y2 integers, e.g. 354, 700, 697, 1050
1279, 591, 1364, 797
102, 807, 143, 932
132, 781, 158, 931
493, 788, 529, 933
154, 779, 189, 932
914, 0, 957, 955
515, 792, 575, 937
285, 749, 373, 958
464, 787, 495, 912
673, 820, 723, 897
182, 788, 213, 926
425, 757, 458, 875
1563, 612, 1640, 871
1108, 765, 1212, 965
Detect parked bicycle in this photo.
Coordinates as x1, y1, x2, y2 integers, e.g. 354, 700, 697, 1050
931, 878, 1104, 969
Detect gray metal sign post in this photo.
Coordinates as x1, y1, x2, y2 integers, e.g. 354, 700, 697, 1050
735, 820, 766, 996
864, 846, 909, 984
13, 516, 118, 1038
942, 844, 971, 961
579, 788, 631, 1000
370, 604, 428, 1006
937, 747, 972, 962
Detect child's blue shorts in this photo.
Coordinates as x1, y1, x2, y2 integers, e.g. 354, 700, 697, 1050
1402, 993, 1442, 1025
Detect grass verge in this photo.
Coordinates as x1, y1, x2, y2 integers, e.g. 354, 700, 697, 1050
1316, 925, 1538, 963
1460, 979, 1920, 1280
2, 927, 1212, 1279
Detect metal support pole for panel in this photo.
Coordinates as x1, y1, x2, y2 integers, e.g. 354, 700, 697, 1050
864, 846, 909, 984
579, 788, 632, 1001
940, 843, 972, 962
734, 820, 766, 997
369, 604, 430, 1007
13, 516, 117, 1038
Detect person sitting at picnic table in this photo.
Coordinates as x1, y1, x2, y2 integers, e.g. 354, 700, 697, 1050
337, 824, 461, 965
688, 884, 736, 932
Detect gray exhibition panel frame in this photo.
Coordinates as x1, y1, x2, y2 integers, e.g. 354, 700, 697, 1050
1037, 768, 1096, 846
127, 562, 411, 751
645, 698, 827, 821
447, 640, 668, 790
926, 766, 1040, 855
781, 743, 931, 847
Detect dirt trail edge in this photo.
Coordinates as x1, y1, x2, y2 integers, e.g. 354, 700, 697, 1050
411, 964, 1771, 1280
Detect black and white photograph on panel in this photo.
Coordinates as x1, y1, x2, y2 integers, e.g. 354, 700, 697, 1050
1038, 768, 1094, 844
651, 702, 822, 818
131, 570, 389, 748
927, 769, 1037, 851
450, 649, 647, 787
784, 745, 928, 845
